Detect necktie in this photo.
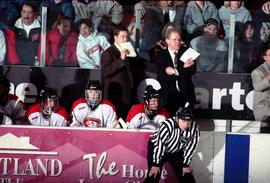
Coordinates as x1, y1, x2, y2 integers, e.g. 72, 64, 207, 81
174, 52, 178, 68
174, 52, 180, 91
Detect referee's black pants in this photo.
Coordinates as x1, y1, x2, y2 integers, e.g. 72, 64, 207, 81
144, 139, 196, 183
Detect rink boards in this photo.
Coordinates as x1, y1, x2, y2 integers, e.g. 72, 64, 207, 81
0, 126, 269, 183
193, 132, 270, 183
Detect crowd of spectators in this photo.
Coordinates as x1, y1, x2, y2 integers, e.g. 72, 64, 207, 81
0, 0, 268, 72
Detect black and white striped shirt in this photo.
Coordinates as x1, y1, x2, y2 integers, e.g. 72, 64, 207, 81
150, 117, 200, 166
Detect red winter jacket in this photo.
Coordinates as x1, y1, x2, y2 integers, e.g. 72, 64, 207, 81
38, 28, 78, 66
5, 28, 20, 65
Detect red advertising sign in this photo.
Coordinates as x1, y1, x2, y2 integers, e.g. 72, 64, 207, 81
0, 126, 177, 183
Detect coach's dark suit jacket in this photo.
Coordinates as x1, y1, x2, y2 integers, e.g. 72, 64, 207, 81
101, 44, 134, 107
156, 46, 196, 113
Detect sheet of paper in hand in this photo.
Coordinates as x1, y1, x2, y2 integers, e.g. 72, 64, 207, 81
119, 42, 137, 57
180, 47, 200, 62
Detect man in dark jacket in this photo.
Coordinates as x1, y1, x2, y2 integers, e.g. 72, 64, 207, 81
101, 25, 134, 119
13, 2, 41, 65
156, 28, 196, 116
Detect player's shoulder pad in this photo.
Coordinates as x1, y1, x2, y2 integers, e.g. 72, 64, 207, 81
57, 107, 69, 120
126, 104, 144, 122
100, 99, 116, 111
71, 98, 87, 111
26, 103, 41, 117
159, 107, 170, 118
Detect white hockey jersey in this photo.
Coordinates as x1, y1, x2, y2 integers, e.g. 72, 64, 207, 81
26, 103, 69, 126
0, 94, 25, 125
70, 98, 117, 128
126, 104, 169, 130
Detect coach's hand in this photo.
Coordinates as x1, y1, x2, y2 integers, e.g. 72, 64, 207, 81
148, 166, 160, 178
183, 58, 194, 68
120, 49, 129, 60
182, 166, 192, 176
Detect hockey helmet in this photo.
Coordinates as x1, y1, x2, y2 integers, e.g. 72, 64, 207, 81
39, 87, 59, 117
176, 104, 193, 121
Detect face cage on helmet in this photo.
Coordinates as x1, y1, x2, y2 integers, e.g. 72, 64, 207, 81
144, 97, 160, 116
41, 98, 59, 118
85, 90, 102, 110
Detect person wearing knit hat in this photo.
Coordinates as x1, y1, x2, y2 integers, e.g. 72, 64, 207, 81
190, 18, 228, 72
205, 18, 219, 27
183, 1, 220, 43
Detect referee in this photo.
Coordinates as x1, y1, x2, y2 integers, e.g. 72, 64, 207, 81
144, 105, 200, 183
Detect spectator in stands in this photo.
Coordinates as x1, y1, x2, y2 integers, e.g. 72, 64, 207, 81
0, 30, 6, 65
251, 45, 270, 133
76, 18, 110, 68
219, 1, 252, 43
4, 28, 21, 65
39, 16, 78, 66
72, 0, 123, 29
156, 28, 196, 115
126, 85, 169, 130
101, 25, 134, 119
253, 1, 270, 43
134, 0, 186, 60
13, 2, 41, 65
190, 18, 228, 73
70, 80, 117, 128
46, 0, 75, 30
144, 105, 200, 183
183, 1, 220, 43
26, 87, 69, 126
234, 21, 259, 73
0, 75, 25, 125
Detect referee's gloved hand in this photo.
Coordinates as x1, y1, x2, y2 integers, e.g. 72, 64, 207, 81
148, 166, 160, 178
182, 166, 192, 176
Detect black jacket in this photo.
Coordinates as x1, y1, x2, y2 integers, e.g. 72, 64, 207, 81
156, 46, 196, 106
14, 24, 40, 65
